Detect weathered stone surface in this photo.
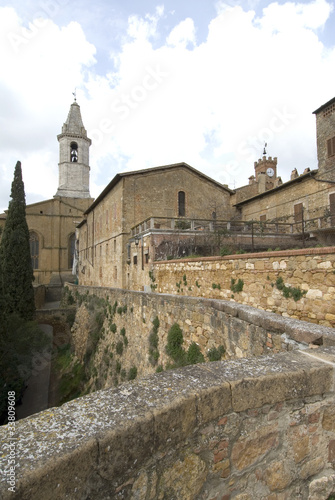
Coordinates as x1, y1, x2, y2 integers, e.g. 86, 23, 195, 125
231, 424, 278, 470
1, 348, 335, 499
157, 453, 207, 500
264, 461, 292, 491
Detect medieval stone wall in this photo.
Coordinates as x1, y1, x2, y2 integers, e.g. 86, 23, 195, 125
64, 285, 335, 391
151, 247, 335, 327
1, 348, 335, 499
315, 99, 335, 176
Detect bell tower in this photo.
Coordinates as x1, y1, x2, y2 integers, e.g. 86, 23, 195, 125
55, 99, 91, 198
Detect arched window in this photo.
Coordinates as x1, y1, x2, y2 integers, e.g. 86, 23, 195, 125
70, 142, 78, 162
29, 232, 39, 269
178, 191, 186, 217
68, 233, 76, 269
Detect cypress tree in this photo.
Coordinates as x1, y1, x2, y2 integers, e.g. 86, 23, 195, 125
0, 161, 35, 320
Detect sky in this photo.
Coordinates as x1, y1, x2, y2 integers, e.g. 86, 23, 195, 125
0, 0, 335, 213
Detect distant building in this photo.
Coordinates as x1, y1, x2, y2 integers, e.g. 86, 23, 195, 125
77, 163, 233, 289
0, 100, 93, 299
233, 97, 335, 245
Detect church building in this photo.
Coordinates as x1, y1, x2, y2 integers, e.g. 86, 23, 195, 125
1, 100, 94, 300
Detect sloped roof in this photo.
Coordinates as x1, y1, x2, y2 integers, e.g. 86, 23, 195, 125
234, 169, 318, 207
312, 96, 335, 115
84, 162, 233, 215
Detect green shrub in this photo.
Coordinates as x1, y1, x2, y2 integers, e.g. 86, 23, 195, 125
128, 366, 137, 380
116, 341, 123, 356
148, 316, 160, 365
120, 327, 126, 336
275, 276, 307, 302
207, 345, 225, 362
220, 246, 231, 256
165, 323, 186, 366
116, 361, 121, 373
110, 323, 117, 333
186, 342, 205, 364
230, 278, 244, 293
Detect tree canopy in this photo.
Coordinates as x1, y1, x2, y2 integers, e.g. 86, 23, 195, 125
0, 161, 35, 320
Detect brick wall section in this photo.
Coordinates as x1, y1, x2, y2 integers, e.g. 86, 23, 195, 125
152, 247, 335, 327
1, 348, 335, 499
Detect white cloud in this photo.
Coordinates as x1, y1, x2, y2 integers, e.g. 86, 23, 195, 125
166, 18, 197, 48
0, 1, 334, 212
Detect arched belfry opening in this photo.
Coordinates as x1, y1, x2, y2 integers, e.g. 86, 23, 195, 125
70, 142, 78, 162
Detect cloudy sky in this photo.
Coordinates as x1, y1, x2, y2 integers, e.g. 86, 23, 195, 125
0, 0, 334, 212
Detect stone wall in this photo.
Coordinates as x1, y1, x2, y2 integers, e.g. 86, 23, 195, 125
1, 348, 335, 499
64, 285, 335, 391
151, 247, 335, 327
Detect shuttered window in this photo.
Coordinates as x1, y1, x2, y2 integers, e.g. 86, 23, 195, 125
294, 203, 303, 223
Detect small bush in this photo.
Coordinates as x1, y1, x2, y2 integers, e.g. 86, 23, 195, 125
128, 366, 138, 380
220, 246, 231, 256
186, 342, 205, 365
116, 341, 123, 356
166, 323, 186, 366
275, 276, 307, 302
207, 345, 225, 362
230, 278, 244, 293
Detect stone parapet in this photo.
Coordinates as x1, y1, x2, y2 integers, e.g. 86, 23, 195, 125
1, 348, 335, 499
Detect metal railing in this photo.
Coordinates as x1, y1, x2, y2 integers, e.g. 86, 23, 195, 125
131, 215, 335, 238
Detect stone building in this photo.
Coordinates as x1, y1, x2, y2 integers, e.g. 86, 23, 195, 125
76, 96, 335, 291
77, 163, 233, 289
232, 96, 335, 245
0, 100, 93, 299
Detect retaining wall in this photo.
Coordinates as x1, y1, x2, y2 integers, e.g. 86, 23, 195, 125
64, 286, 335, 387
151, 247, 335, 327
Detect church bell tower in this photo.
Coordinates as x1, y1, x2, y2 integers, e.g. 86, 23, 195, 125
55, 99, 91, 198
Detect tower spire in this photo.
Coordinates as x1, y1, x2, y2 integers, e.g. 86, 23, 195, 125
54, 101, 91, 199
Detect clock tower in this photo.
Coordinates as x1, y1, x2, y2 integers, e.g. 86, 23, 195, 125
254, 155, 278, 191
55, 99, 92, 198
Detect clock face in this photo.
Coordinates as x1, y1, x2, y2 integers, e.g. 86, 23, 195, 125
267, 168, 274, 177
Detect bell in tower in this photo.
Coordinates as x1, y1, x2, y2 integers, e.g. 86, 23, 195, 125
54, 99, 92, 198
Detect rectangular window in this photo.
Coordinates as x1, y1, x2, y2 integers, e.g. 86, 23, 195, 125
294, 203, 303, 223
133, 255, 138, 265
145, 253, 149, 264
327, 137, 335, 157
178, 191, 186, 217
